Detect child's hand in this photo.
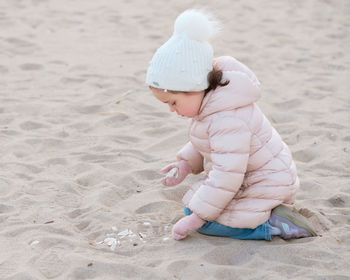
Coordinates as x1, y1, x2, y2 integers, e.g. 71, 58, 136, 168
172, 213, 206, 240
161, 160, 192, 186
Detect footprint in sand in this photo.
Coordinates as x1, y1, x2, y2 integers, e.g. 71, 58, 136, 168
66, 207, 92, 219
55, 191, 81, 208
75, 220, 91, 231
214, 268, 241, 279
36, 252, 66, 279
75, 169, 110, 187
103, 114, 129, 127
269, 113, 294, 124
76, 105, 104, 114
132, 169, 160, 181
161, 184, 188, 202
0, 203, 14, 214
293, 148, 319, 163
4, 272, 37, 280
20, 121, 47, 130
167, 260, 190, 277
327, 194, 348, 208
135, 201, 178, 214
5, 37, 39, 55
98, 186, 123, 207
0, 65, 9, 73
46, 157, 68, 166
303, 91, 327, 100
0, 178, 13, 196
272, 99, 302, 110
60, 77, 86, 85
19, 63, 43, 71
109, 135, 141, 145
204, 246, 256, 266
142, 126, 174, 137
69, 266, 97, 280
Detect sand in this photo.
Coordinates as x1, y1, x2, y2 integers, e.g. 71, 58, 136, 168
0, 0, 349, 279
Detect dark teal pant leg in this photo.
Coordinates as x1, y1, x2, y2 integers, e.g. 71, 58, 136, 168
184, 207, 271, 241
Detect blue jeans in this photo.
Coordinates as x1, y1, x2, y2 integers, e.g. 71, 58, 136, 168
184, 207, 272, 241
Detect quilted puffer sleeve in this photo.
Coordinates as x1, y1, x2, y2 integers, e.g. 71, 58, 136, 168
176, 141, 204, 174
188, 117, 251, 220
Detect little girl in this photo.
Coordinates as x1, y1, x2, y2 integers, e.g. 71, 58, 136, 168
146, 9, 316, 241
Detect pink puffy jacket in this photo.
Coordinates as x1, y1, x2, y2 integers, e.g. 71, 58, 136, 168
177, 56, 299, 229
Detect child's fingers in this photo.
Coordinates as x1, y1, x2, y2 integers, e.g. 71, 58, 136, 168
173, 231, 186, 240
160, 163, 176, 174
161, 176, 178, 186
161, 177, 169, 186
172, 224, 188, 240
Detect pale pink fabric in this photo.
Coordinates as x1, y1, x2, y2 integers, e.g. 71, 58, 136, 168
177, 56, 299, 229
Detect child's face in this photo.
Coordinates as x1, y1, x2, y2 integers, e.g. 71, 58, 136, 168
150, 87, 205, 118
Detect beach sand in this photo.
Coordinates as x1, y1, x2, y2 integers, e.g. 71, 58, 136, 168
0, 0, 349, 279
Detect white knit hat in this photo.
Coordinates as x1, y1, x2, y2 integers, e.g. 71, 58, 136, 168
146, 9, 220, 92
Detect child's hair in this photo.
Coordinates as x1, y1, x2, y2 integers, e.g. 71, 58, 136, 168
205, 68, 230, 95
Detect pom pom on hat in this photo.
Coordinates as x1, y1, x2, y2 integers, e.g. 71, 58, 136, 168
146, 9, 220, 92
174, 9, 220, 42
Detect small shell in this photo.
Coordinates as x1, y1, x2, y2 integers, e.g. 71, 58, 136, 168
110, 240, 117, 251
104, 237, 116, 246
166, 168, 178, 178
111, 226, 117, 232
30, 240, 40, 246
118, 229, 129, 237
143, 222, 151, 226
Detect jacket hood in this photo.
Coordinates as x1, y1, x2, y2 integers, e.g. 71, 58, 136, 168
198, 56, 261, 119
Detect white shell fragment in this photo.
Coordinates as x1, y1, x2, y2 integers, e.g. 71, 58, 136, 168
118, 229, 130, 238
104, 237, 116, 246
103, 237, 119, 251
30, 240, 40, 246
166, 167, 178, 179
110, 240, 117, 251
97, 227, 150, 251
111, 226, 117, 232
